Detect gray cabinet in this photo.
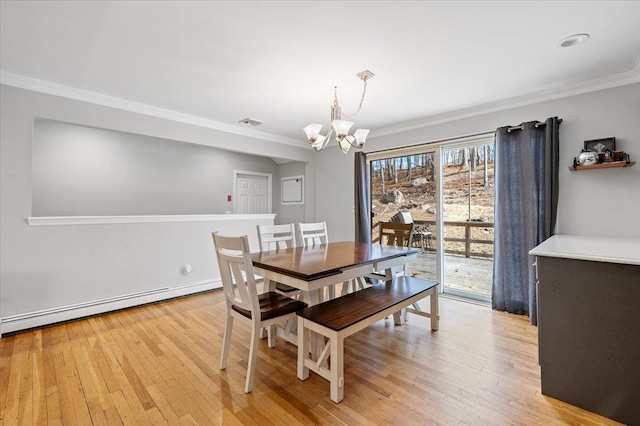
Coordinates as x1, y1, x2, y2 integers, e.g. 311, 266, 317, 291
531, 235, 640, 425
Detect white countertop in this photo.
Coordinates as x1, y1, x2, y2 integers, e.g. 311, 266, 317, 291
530, 235, 640, 265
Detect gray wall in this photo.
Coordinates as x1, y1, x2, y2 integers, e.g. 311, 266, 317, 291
0, 85, 312, 333
33, 119, 279, 216
314, 83, 640, 241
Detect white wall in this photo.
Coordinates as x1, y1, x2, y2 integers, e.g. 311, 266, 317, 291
2, 82, 638, 335
0, 85, 313, 334
314, 83, 640, 241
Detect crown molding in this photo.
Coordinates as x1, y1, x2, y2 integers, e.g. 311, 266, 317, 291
0, 71, 302, 147
370, 58, 640, 139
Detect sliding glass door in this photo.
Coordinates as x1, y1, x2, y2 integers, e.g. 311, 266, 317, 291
441, 143, 494, 302
369, 152, 439, 284
367, 135, 494, 302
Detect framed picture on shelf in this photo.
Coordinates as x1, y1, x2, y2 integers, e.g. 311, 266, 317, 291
584, 137, 615, 153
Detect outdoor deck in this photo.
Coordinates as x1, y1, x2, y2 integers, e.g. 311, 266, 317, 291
407, 252, 492, 296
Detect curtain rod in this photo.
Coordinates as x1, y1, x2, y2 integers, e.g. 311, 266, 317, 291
367, 130, 495, 156
366, 117, 563, 156
507, 118, 563, 132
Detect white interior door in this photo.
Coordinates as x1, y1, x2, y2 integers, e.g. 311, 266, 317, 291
235, 174, 269, 214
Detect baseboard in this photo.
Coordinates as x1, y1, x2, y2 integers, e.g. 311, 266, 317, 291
0, 279, 222, 336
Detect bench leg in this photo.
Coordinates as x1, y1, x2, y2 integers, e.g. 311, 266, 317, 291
297, 317, 309, 380
329, 331, 344, 403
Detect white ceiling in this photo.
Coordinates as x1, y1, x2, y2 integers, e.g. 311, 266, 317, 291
2, 1, 640, 147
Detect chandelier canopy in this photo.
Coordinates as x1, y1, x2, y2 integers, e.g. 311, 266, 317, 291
303, 70, 373, 153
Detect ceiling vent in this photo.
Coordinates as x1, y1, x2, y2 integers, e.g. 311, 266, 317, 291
238, 117, 264, 126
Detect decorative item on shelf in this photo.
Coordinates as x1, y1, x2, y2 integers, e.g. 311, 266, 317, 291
614, 151, 627, 162
570, 150, 634, 171
584, 137, 615, 154
575, 149, 599, 166
574, 137, 634, 168
303, 70, 373, 154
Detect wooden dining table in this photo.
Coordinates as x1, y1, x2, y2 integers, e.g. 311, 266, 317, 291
251, 240, 422, 350
251, 241, 421, 305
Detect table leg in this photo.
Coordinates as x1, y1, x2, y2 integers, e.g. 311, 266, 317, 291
302, 289, 327, 365
265, 278, 276, 292
327, 284, 336, 300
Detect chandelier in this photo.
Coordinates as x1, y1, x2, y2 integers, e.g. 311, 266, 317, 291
303, 70, 374, 153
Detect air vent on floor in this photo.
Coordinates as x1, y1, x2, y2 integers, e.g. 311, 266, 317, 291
238, 117, 265, 126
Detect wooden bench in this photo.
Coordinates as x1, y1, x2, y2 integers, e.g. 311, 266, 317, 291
296, 276, 439, 403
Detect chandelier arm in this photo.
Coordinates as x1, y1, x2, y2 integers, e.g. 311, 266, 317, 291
321, 128, 333, 150
338, 78, 368, 120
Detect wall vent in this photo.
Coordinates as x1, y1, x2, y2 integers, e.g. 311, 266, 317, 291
238, 117, 264, 126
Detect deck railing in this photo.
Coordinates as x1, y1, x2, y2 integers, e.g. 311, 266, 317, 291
372, 219, 494, 259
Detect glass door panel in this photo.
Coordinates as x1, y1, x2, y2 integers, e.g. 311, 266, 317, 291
369, 152, 438, 283
441, 144, 494, 302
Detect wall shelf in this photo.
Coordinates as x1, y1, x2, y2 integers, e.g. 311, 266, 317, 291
568, 161, 636, 171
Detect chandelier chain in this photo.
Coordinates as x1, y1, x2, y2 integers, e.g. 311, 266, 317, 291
337, 78, 368, 120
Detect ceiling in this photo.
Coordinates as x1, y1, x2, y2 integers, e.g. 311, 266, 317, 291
2, 1, 640, 148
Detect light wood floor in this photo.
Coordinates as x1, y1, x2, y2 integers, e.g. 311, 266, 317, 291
0, 289, 620, 425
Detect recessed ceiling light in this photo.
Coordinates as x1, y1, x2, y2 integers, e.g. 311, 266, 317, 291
558, 33, 590, 48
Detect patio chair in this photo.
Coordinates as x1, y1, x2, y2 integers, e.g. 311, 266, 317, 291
391, 210, 433, 249
366, 221, 414, 283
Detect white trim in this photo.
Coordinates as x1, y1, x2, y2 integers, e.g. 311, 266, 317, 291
370, 62, 640, 139
27, 213, 276, 226
0, 279, 221, 336
0, 71, 301, 147
232, 170, 273, 214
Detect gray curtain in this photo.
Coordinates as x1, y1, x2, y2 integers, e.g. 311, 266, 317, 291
354, 152, 371, 243
492, 117, 560, 325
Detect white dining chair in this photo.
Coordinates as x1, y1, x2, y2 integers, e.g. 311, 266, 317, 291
298, 221, 328, 246
298, 221, 340, 298
212, 232, 307, 393
257, 224, 301, 298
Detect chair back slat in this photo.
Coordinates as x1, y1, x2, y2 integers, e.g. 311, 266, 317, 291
378, 222, 414, 248
257, 224, 296, 251
212, 233, 258, 314
298, 221, 328, 246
